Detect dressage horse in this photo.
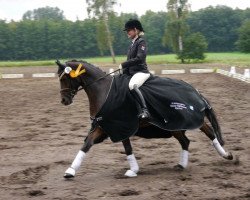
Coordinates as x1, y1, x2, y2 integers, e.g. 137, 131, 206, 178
56, 60, 233, 178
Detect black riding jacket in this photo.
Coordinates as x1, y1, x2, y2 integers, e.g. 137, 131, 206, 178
121, 36, 149, 76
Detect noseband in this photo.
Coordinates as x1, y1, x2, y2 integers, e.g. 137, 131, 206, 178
59, 73, 79, 98
60, 87, 78, 98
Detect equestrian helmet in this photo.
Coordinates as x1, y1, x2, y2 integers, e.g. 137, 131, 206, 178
123, 19, 144, 32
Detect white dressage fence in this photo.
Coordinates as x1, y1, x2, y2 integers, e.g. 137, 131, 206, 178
0, 67, 249, 83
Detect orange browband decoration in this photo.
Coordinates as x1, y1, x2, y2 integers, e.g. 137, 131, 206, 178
69, 63, 86, 78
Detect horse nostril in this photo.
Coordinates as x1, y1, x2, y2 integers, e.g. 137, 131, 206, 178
61, 98, 66, 104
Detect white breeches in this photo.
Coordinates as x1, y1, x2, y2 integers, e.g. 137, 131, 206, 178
129, 72, 150, 90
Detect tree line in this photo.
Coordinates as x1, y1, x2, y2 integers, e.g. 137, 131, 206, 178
0, 5, 249, 61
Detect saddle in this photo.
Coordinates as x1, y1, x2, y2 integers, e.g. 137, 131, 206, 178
95, 74, 206, 142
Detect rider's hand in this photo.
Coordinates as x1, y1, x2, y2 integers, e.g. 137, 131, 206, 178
118, 64, 123, 74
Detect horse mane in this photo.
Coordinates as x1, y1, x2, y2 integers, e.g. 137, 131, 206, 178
68, 59, 107, 75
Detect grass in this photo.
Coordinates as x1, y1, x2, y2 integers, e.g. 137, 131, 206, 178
205, 52, 250, 66
0, 52, 249, 67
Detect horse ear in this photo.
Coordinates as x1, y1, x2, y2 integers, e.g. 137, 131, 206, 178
55, 60, 66, 70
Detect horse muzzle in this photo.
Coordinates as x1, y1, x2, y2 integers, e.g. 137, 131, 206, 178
60, 88, 77, 105
61, 96, 73, 105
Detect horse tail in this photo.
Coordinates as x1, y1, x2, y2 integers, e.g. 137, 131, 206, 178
201, 95, 225, 146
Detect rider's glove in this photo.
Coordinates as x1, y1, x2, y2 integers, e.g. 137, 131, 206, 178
118, 64, 123, 74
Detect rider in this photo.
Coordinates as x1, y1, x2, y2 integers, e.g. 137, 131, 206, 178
119, 19, 150, 120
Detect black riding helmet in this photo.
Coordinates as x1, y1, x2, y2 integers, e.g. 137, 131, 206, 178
123, 19, 144, 32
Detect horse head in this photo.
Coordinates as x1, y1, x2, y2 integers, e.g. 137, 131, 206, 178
56, 60, 87, 105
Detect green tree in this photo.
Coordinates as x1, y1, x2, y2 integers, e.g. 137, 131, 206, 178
236, 19, 250, 52
141, 11, 169, 54
164, 0, 190, 62
111, 13, 138, 55
2, 6, 250, 61
0, 20, 10, 59
86, 0, 117, 63
22, 6, 65, 21
177, 32, 207, 62
187, 6, 242, 52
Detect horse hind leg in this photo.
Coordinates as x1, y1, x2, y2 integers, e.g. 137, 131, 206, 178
172, 131, 190, 170
200, 122, 233, 160
122, 138, 139, 177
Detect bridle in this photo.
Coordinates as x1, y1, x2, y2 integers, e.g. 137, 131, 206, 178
59, 68, 121, 95
59, 76, 79, 98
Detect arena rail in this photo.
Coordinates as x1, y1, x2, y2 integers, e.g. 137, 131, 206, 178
0, 67, 249, 83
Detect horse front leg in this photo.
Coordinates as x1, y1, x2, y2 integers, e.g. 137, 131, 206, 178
172, 131, 190, 170
64, 127, 107, 178
122, 138, 139, 177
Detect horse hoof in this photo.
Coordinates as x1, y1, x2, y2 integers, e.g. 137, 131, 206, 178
125, 170, 137, 177
226, 152, 233, 160
64, 173, 74, 179
174, 164, 185, 171
64, 167, 75, 178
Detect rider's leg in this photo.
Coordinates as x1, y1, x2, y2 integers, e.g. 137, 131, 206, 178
129, 72, 150, 119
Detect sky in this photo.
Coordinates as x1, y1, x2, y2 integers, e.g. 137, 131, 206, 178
0, 0, 250, 22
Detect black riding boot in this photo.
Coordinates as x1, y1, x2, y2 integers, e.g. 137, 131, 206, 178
131, 85, 150, 120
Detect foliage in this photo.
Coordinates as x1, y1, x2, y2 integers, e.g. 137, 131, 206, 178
141, 11, 170, 54
22, 6, 65, 21
0, 19, 98, 60
235, 19, 250, 53
187, 6, 243, 52
86, 0, 117, 17
163, 19, 189, 52
177, 32, 207, 62
0, 6, 250, 60
86, 0, 118, 63
163, 0, 189, 53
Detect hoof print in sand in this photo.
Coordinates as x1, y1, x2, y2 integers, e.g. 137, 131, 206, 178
118, 189, 141, 196
28, 190, 45, 196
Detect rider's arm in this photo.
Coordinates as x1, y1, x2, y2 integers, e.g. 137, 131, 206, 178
121, 39, 147, 68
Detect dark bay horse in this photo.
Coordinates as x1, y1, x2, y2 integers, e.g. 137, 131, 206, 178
56, 60, 233, 178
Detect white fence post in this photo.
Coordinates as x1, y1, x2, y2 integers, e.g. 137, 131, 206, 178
229, 66, 236, 76
244, 69, 250, 79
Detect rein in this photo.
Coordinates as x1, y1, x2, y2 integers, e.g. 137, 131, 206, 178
77, 68, 120, 92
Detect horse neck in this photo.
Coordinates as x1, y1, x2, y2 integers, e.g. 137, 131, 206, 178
83, 72, 112, 117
